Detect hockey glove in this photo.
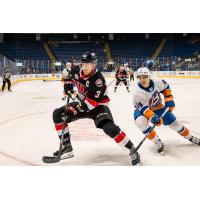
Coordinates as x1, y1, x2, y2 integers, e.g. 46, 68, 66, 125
75, 102, 88, 113
164, 95, 175, 112
151, 115, 163, 126
62, 102, 83, 119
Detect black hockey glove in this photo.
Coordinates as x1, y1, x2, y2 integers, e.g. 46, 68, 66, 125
62, 102, 88, 119
75, 101, 88, 113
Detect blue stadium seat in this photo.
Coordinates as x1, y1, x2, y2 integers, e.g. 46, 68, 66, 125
160, 37, 200, 57
50, 42, 106, 62
0, 42, 48, 60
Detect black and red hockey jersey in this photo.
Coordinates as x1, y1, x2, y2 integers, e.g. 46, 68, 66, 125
75, 69, 110, 110
115, 69, 129, 80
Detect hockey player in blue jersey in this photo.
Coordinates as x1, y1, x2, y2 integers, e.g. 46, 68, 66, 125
132, 67, 200, 155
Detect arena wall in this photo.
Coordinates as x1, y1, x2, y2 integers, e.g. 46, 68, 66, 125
1, 71, 200, 91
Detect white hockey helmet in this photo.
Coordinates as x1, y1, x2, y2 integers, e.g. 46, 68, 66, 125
136, 67, 150, 78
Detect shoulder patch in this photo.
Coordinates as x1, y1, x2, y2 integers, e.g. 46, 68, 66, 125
95, 79, 103, 87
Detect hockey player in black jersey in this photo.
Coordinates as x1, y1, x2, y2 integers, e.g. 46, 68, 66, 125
61, 62, 74, 101
61, 60, 80, 101
114, 65, 130, 92
50, 52, 140, 165
70, 59, 80, 81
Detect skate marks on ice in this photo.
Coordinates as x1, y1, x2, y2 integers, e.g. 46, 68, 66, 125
33, 96, 61, 100
69, 119, 107, 141
55, 145, 131, 166
53, 119, 132, 166
0, 111, 49, 166
0, 151, 39, 166
141, 138, 200, 166
0, 111, 48, 125
58, 154, 131, 166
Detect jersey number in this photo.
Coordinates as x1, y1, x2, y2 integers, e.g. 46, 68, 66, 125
95, 91, 101, 98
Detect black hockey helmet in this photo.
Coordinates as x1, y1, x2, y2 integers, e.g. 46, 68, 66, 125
81, 52, 97, 63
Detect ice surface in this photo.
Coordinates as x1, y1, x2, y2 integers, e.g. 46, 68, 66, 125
0, 77, 200, 165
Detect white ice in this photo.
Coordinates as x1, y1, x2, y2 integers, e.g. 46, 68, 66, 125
0, 77, 200, 166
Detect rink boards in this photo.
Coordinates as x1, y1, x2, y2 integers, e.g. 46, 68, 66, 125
1, 70, 200, 92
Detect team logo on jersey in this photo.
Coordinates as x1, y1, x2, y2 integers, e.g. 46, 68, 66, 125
86, 80, 90, 87
76, 82, 87, 95
149, 91, 162, 107
95, 79, 103, 87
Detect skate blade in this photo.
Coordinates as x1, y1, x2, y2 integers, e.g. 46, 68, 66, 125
60, 152, 74, 160
132, 161, 142, 166
136, 161, 142, 166
134, 161, 142, 166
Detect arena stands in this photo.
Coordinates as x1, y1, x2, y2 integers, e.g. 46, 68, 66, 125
0, 33, 199, 74
160, 35, 200, 57
49, 42, 106, 62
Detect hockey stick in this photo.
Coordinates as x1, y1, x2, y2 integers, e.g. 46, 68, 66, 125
42, 95, 71, 164
43, 79, 61, 82
133, 107, 169, 154
107, 78, 116, 87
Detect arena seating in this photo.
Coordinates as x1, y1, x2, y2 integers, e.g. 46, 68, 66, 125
0, 42, 48, 60
160, 37, 200, 57
109, 38, 160, 60
50, 42, 106, 62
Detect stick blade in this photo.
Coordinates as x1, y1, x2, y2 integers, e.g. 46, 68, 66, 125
42, 156, 60, 163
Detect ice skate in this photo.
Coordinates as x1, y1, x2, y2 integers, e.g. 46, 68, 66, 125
189, 136, 200, 145
130, 147, 141, 166
53, 141, 74, 160
155, 139, 166, 155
